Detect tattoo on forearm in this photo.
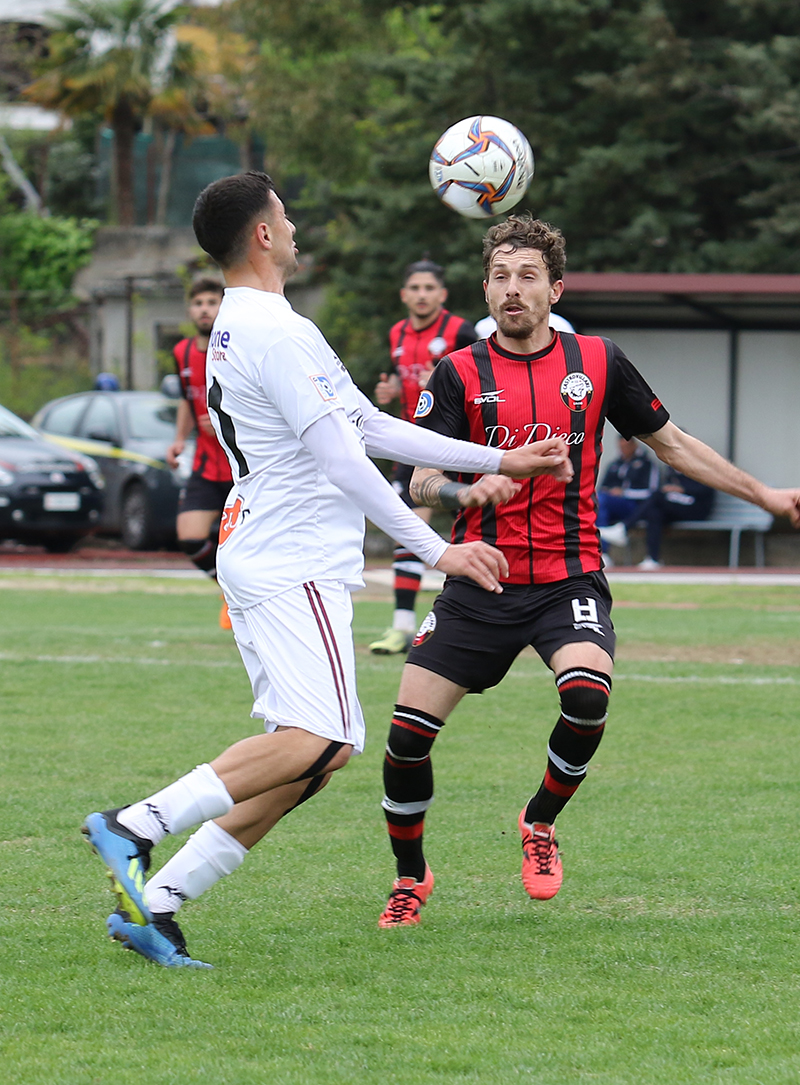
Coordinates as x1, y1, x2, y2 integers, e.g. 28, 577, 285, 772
413, 474, 468, 510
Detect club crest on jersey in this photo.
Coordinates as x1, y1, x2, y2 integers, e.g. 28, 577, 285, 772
560, 373, 594, 412
309, 373, 337, 401
428, 336, 448, 360
414, 389, 435, 418
412, 610, 437, 647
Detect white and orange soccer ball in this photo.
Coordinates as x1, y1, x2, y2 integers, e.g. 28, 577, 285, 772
428, 115, 534, 219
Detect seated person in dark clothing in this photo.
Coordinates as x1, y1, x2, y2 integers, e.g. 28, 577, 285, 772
633, 468, 715, 570
596, 436, 660, 560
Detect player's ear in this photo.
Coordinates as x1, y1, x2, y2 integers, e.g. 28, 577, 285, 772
549, 279, 564, 305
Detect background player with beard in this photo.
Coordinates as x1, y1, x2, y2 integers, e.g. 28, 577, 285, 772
82, 174, 573, 968
376, 213, 800, 927
166, 278, 234, 628
370, 261, 479, 655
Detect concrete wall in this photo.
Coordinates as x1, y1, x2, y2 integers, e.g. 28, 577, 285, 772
589, 327, 800, 489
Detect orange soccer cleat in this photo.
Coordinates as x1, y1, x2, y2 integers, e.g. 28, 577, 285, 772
219, 598, 232, 630
518, 808, 563, 900
378, 864, 434, 928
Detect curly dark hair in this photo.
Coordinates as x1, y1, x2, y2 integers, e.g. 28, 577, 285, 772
482, 214, 566, 282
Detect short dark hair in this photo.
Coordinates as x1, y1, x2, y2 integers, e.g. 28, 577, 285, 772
188, 276, 224, 299
403, 259, 445, 286
482, 214, 566, 282
192, 171, 276, 268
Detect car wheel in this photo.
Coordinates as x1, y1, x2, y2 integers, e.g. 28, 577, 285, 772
44, 536, 80, 553
121, 483, 156, 550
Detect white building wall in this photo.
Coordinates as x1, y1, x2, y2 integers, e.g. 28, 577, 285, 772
736, 332, 800, 488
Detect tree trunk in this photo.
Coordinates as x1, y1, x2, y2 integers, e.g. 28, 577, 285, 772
155, 127, 177, 226
112, 99, 137, 227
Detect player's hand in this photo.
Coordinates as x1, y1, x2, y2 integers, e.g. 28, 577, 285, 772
434, 541, 509, 593
499, 437, 573, 482
461, 475, 520, 508
374, 373, 398, 405
762, 487, 800, 527
418, 362, 435, 388
166, 439, 184, 469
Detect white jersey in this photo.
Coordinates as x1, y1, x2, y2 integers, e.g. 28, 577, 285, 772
207, 287, 368, 608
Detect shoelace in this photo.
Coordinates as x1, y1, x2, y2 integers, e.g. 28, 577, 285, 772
530, 831, 555, 875
383, 887, 422, 923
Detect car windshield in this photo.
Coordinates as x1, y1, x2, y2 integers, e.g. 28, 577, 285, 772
125, 395, 178, 440
0, 403, 37, 439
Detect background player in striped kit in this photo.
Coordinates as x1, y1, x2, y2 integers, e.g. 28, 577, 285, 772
370, 261, 479, 655
377, 213, 800, 926
165, 277, 233, 628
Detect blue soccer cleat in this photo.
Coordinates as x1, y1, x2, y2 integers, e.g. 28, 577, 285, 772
82, 809, 153, 925
107, 911, 213, 969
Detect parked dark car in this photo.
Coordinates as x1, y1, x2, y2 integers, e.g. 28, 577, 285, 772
32, 391, 186, 549
0, 402, 105, 552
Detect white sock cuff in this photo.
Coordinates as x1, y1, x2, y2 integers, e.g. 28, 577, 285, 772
168, 764, 234, 836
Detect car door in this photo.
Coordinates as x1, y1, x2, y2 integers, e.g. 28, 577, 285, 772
75, 395, 125, 530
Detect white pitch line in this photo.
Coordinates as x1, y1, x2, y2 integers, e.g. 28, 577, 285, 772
0, 652, 239, 668
0, 651, 796, 684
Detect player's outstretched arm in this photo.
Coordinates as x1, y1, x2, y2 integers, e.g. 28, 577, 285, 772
641, 421, 800, 527
499, 437, 574, 482
411, 467, 519, 510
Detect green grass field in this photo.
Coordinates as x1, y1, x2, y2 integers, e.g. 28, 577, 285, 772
1, 574, 799, 1084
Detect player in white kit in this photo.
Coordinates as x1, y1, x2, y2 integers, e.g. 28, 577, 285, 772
82, 171, 573, 967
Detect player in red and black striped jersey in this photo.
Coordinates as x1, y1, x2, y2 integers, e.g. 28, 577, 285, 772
370, 261, 479, 655
377, 215, 800, 926
165, 277, 233, 627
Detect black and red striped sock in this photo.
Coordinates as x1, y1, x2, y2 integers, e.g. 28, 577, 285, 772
525, 668, 610, 825
382, 704, 444, 881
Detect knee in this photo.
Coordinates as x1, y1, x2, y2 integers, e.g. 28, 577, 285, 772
556, 668, 612, 727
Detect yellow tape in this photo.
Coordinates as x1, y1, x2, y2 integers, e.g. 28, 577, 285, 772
43, 434, 168, 471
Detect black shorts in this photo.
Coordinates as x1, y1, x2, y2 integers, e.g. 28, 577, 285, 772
407, 572, 615, 692
391, 462, 416, 508
178, 474, 232, 516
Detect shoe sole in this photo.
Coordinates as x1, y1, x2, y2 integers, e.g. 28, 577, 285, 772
82, 815, 151, 926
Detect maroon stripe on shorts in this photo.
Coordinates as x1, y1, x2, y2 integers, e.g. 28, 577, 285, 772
303, 582, 351, 739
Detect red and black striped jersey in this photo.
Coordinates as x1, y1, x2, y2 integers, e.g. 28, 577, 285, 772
414, 332, 670, 584
174, 338, 233, 483
389, 309, 478, 422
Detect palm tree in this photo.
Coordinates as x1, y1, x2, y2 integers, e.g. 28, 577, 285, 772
25, 0, 201, 225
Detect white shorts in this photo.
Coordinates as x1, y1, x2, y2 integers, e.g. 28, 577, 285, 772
227, 580, 366, 755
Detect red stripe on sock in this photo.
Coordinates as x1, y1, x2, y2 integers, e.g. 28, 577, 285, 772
392, 718, 437, 738
387, 822, 424, 840
544, 768, 580, 798
558, 678, 608, 693
385, 754, 430, 769
562, 718, 606, 736
394, 574, 422, 592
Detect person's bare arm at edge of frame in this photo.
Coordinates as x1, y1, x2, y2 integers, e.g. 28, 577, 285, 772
640, 421, 800, 527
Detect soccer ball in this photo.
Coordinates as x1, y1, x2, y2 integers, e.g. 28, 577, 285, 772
428, 116, 534, 219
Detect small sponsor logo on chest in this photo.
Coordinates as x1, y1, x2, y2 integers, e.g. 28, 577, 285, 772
473, 388, 505, 405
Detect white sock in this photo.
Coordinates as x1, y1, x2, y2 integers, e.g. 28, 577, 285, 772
144, 820, 248, 915
117, 764, 234, 845
393, 609, 417, 634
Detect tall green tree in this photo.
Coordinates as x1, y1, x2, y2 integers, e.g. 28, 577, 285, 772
25, 0, 203, 225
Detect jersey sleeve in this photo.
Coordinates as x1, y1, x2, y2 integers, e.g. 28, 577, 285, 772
173, 340, 189, 399
412, 357, 471, 441
455, 321, 479, 350
605, 341, 670, 439
258, 330, 344, 438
